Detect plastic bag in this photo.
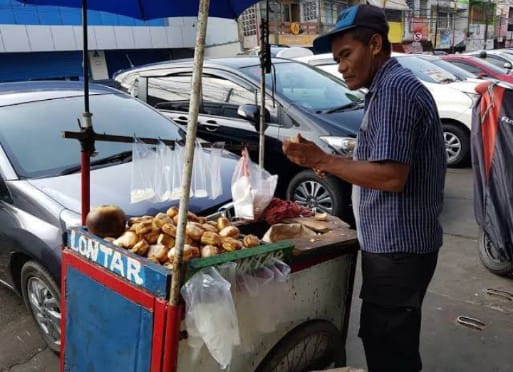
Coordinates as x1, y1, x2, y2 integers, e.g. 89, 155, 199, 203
130, 137, 157, 203
181, 266, 240, 369
170, 142, 184, 200
153, 141, 171, 201
192, 140, 208, 198
234, 258, 290, 349
208, 142, 225, 200
231, 148, 278, 220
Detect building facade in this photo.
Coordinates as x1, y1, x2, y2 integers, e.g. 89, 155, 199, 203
0, 0, 242, 82
240, 0, 513, 52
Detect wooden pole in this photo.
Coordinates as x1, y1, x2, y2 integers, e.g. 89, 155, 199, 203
169, 0, 210, 306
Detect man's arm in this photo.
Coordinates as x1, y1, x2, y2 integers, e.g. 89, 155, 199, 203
283, 139, 410, 192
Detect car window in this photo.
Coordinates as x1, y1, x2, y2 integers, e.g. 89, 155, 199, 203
202, 76, 255, 106
448, 61, 482, 75
429, 58, 478, 80
484, 55, 507, 68
240, 61, 360, 111
395, 56, 457, 83
147, 75, 192, 106
0, 93, 184, 179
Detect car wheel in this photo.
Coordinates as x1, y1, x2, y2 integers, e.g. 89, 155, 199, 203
443, 123, 470, 167
286, 170, 348, 218
255, 320, 345, 372
477, 229, 513, 276
21, 261, 61, 353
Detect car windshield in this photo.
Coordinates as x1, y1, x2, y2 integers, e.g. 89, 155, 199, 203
395, 56, 458, 83
0, 93, 184, 179
240, 61, 361, 111
466, 57, 508, 74
428, 58, 478, 80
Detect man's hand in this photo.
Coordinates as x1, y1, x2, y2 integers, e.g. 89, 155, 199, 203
282, 134, 327, 169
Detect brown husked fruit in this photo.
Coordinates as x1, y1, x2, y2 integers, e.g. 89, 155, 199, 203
86, 205, 126, 238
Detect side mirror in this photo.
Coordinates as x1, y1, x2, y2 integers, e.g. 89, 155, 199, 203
132, 76, 148, 102
504, 62, 512, 71
237, 104, 271, 131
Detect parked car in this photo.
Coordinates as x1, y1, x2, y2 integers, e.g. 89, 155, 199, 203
115, 57, 365, 223
297, 52, 475, 166
415, 54, 482, 82
464, 50, 513, 73
0, 81, 238, 352
440, 54, 513, 84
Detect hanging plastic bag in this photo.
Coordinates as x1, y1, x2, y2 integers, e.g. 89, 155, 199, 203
153, 141, 169, 201
234, 257, 290, 350
170, 142, 184, 200
181, 266, 240, 369
208, 142, 225, 200
130, 137, 157, 203
231, 148, 278, 220
192, 140, 209, 198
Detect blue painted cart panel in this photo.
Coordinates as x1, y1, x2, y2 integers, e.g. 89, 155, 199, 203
64, 267, 153, 372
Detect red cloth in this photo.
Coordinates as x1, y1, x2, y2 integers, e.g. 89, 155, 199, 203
262, 198, 313, 225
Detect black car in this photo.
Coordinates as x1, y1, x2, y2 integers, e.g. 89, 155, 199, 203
0, 81, 237, 352
115, 57, 364, 223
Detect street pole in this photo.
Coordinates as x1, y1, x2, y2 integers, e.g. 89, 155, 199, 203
434, 2, 439, 49
451, 1, 456, 53
483, 0, 490, 50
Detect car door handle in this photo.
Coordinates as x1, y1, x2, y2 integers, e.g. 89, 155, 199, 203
203, 120, 220, 131
176, 115, 188, 121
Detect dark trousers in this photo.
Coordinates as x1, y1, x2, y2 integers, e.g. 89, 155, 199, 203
358, 250, 439, 372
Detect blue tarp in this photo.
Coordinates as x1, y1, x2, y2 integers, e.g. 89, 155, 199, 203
17, 0, 260, 20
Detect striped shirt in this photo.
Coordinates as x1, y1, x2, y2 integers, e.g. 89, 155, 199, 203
354, 58, 447, 254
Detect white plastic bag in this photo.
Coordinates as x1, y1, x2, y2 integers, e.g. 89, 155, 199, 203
208, 142, 225, 199
181, 266, 240, 369
231, 148, 278, 220
130, 137, 157, 203
234, 258, 290, 349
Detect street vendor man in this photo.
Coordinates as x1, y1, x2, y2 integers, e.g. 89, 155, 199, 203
282, 4, 447, 372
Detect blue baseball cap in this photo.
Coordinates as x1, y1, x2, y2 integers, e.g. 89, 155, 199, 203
313, 4, 389, 53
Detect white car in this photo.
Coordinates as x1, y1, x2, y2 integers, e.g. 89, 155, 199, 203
296, 52, 479, 166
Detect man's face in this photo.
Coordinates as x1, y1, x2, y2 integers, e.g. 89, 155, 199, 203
331, 32, 379, 90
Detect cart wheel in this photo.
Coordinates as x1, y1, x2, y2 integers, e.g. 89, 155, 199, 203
478, 229, 513, 276
21, 261, 61, 353
255, 320, 345, 372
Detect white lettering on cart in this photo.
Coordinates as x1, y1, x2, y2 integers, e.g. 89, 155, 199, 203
99, 245, 114, 267
68, 230, 144, 286
110, 251, 125, 277
126, 258, 144, 285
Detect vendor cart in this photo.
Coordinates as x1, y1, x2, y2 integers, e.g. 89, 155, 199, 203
61, 216, 358, 371
18, 1, 359, 371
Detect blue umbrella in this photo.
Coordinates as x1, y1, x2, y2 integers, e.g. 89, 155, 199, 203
17, 0, 263, 309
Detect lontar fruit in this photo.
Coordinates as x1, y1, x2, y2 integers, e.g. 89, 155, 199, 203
86, 205, 126, 238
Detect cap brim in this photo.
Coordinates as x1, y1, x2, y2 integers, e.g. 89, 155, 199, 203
313, 25, 356, 53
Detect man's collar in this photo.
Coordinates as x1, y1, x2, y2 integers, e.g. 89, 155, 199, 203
368, 57, 397, 94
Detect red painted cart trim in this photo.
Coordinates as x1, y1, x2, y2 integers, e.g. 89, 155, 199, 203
162, 304, 183, 372
151, 298, 168, 372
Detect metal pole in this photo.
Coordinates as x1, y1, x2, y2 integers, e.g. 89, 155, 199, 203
169, 0, 210, 306
483, 0, 490, 50
434, 2, 439, 50
80, 0, 93, 225
452, 2, 456, 54
258, 0, 270, 169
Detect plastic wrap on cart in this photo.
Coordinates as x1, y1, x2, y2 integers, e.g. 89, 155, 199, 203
67, 228, 170, 297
